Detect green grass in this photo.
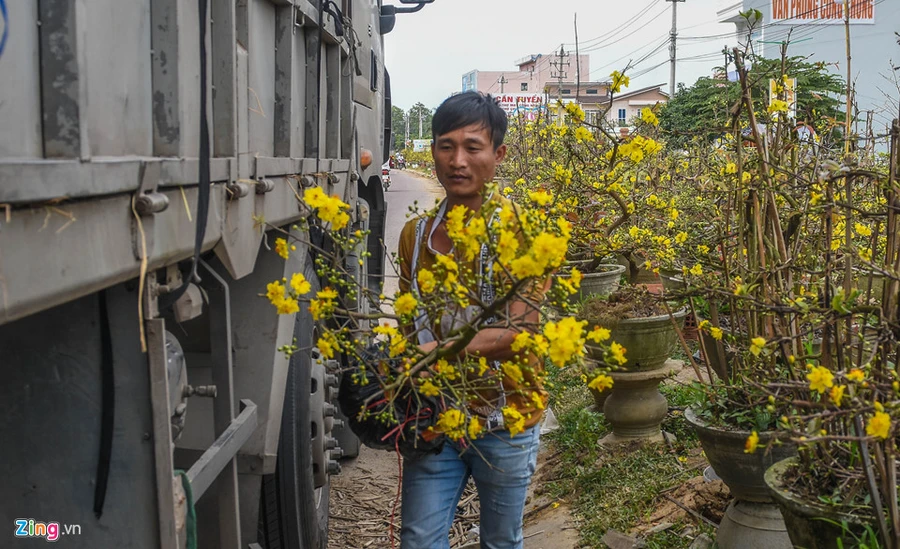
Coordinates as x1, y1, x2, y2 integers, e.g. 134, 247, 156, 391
543, 365, 717, 548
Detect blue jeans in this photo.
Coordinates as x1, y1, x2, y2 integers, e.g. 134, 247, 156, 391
400, 426, 541, 549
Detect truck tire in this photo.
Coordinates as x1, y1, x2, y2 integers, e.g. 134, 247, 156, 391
259, 260, 329, 549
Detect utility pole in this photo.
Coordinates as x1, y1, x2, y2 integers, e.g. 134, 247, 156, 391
498, 74, 508, 93
418, 108, 424, 139
666, 0, 686, 99
550, 44, 569, 101
404, 113, 410, 147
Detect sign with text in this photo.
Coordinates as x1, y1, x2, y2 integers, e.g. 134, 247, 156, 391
771, 0, 875, 24
495, 94, 547, 120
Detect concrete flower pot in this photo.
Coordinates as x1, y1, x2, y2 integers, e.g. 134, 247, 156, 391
586, 309, 687, 371
765, 457, 872, 549
686, 408, 796, 549
685, 408, 796, 503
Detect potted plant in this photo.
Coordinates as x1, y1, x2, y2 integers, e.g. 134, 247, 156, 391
576, 286, 686, 443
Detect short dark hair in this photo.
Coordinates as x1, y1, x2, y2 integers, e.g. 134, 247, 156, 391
432, 92, 508, 150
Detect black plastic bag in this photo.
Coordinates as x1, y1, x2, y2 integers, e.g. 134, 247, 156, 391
338, 344, 445, 459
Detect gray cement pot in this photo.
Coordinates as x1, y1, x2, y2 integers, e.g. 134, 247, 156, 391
586, 309, 687, 371
685, 408, 796, 502
686, 409, 796, 549
765, 457, 871, 549
577, 264, 626, 299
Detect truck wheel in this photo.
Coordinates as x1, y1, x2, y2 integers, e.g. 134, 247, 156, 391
259, 260, 329, 549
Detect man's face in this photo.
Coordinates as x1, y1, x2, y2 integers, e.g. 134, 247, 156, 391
432, 123, 506, 202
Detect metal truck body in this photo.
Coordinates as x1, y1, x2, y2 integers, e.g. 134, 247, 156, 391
0, 1, 415, 547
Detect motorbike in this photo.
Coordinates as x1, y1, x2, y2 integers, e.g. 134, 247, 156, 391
382, 164, 391, 191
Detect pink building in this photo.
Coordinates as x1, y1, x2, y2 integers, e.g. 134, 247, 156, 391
462, 52, 592, 96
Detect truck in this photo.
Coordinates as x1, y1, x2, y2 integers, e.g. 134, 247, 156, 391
0, 1, 431, 547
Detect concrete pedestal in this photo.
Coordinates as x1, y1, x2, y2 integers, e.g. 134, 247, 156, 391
717, 500, 792, 549
599, 361, 679, 445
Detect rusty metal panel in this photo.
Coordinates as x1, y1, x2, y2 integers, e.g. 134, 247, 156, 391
248, 0, 275, 158
212, 0, 238, 158
274, 5, 298, 158
38, 0, 87, 158
83, 0, 153, 156
325, 44, 341, 159
0, 1, 42, 158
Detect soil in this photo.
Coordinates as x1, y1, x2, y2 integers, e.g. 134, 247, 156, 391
636, 474, 731, 532
579, 287, 668, 327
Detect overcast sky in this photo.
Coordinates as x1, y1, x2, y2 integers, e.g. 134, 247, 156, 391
383, 0, 735, 111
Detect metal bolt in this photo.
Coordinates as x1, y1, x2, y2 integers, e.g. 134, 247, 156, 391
326, 460, 341, 475
323, 403, 336, 418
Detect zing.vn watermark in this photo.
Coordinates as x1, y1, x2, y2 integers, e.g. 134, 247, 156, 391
14, 519, 81, 542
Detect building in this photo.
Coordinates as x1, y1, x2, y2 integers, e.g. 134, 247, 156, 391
543, 81, 612, 123
718, 0, 900, 133
608, 84, 669, 127
462, 52, 591, 96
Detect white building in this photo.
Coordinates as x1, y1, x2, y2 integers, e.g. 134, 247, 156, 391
718, 0, 900, 134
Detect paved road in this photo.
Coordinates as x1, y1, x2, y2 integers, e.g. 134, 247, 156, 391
380, 169, 445, 299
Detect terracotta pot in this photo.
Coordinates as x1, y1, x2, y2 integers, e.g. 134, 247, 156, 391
765, 457, 872, 549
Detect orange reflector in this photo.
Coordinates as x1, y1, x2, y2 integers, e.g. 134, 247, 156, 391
360, 148, 373, 169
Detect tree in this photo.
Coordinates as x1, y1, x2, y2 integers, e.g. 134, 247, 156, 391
659, 55, 845, 147
407, 102, 433, 141
391, 105, 406, 152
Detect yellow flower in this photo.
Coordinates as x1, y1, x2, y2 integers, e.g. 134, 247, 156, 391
725, 162, 737, 174
434, 359, 458, 380
266, 280, 287, 305
304, 187, 351, 230
543, 317, 587, 367
388, 334, 407, 358
768, 99, 788, 114
317, 287, 339, 300
587, 326, 611, 343
610, 70, 630, 94
847, 368, 866, 382
511, 331, 532, 353
675, 232, 688, 245
807, 365, 834, 394
710, 327, 724, 340
317, 332, 338, 359
373, 323, 399, 338
394, 292, 418, 316
608, 342, 627, 365
640, 107, 659, 126
588, 374, 614, 392
417, 269, 437, 293
829, 384, 846, 407
866, 411, 891, 440
276, 298, 299, 315
501, 361, 524, 383
502, 405, 526, 437
308, 299, 325, 320
275, 238, 291, 260
689, 264, 703, 276
854, 223, 872, 237
749, 337, 766, 356
468, 416, 484, 439
574, 126, 594, 142
744, 431, 760, 454
418, 379, 440, 397
498, 230, 520, 266
530, 391, 546, 410
510, 255, 543, 279
290, 273, 311, 295
697, 244, 710, 255
528, 190, 553, 206
436, 408, 467, 440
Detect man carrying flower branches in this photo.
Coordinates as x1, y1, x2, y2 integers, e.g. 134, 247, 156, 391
396, 92, 546, 549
